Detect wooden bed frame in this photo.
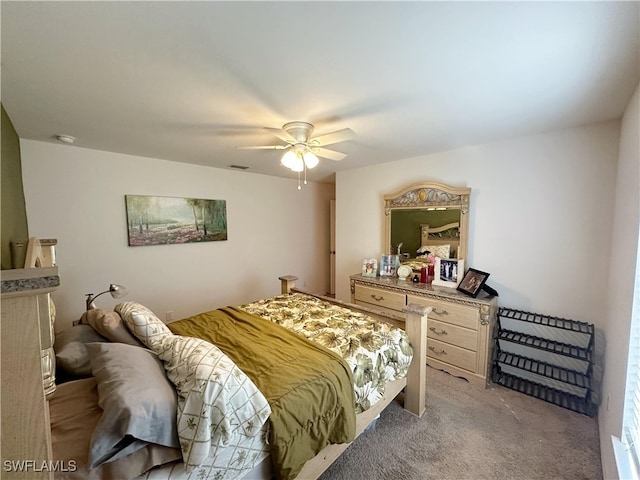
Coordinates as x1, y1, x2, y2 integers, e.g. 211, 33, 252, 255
1, 239, 430, 480
277, 275, 430, 479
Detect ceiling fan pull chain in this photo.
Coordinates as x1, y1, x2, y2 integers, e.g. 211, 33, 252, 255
298, 171, 301, 190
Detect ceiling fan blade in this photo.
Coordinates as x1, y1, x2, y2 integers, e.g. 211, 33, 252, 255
264, 127, 296, 144
310, 128, 356, 147
312, 147, 347, 161
237, 145, 289, 150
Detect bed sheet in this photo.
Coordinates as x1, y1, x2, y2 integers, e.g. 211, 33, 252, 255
137, 427, 269, 480
239, 292, 413, 413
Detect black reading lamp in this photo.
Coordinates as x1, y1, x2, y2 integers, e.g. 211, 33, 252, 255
85, 284, 128, 310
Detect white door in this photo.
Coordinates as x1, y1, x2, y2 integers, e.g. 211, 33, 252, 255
329, 199, 336, 295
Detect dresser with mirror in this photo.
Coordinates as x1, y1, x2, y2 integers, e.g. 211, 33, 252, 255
351, 182, 497, 384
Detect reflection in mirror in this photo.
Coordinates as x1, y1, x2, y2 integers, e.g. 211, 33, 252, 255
391, 209, 462, 258
384, 182, 471, 261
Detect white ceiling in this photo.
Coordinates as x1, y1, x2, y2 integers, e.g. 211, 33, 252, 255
2, 1, 639, 183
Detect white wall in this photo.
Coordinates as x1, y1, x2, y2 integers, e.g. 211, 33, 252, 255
336, 121, 620, 329
335, 119, 637, 478
600, 83, 640, 479
20, 140, 334, 330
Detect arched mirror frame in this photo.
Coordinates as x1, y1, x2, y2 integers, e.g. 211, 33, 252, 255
383, 182, 471, 259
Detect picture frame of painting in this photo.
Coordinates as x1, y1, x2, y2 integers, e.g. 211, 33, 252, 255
125, 195, 227, 246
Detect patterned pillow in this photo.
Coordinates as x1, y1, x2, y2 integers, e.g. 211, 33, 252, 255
115, 302, 172, 348
419, 244, 450, 259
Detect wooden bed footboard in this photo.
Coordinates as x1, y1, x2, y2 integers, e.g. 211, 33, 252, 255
279, 275, 429, 418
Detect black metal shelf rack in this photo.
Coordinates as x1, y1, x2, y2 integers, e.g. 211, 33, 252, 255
491, 307, 598, 417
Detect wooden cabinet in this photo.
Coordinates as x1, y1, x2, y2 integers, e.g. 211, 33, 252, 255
351, 274, 497, 384
1, 267, 59, 479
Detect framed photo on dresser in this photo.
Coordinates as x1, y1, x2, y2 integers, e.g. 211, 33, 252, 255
432, 258, 465, 288
362, 258, 378, 277
457, 268, 490, 297
379, 255, 398, 277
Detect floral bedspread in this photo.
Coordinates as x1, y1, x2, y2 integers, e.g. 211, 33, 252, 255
239, 293, 413, 413
402, 258, 431, 271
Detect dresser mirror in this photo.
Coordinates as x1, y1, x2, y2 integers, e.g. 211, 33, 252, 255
383, 182, 471, 260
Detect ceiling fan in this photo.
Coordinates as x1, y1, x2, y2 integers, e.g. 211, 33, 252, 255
238, 121, 356, 172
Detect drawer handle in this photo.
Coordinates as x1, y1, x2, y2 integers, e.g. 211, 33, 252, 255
428, 346, 447, 355
370, 294, 384, 302
432, 308, 449, 316
429, 327, 448, 336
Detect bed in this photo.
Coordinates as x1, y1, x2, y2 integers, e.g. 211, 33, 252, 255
401, 222, 461, 272
45, 269, 429, 480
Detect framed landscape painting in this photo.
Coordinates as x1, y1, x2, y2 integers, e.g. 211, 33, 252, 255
125, 195, 227, 246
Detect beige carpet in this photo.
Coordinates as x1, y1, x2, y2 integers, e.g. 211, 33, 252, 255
320, 366, 602, 480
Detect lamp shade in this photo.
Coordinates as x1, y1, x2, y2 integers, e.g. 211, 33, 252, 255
85, 283, 128, 310
290, 154, 304, 172
281, 150, 297, 169
109, 284, 128, 299
303, 151, 319, 169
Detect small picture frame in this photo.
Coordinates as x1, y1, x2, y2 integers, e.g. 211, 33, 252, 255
457, 267, 490, 297
362, 258, 378, 277
432, 258, 465, 288
379, 255, 399, 277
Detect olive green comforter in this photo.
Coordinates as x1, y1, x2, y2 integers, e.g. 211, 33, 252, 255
167, 306, 356, 480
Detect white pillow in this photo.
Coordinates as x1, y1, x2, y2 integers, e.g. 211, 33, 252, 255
115, 301, 172, 348
419, 244, 450, 258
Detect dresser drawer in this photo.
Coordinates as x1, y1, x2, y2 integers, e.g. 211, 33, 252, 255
351, 274, 497, 384
354, 300, 407, 319
427, 338, 477, 372
428, 319, 478, 351
354, 285, 406, 312
408, 295, 479, 330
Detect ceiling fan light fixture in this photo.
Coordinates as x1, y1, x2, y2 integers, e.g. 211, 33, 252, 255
303, 151, 319, 169
245, 121, 355, 187
281, 150, 297, 169
290, 154, 304, 172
